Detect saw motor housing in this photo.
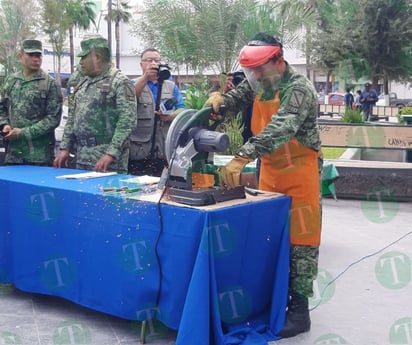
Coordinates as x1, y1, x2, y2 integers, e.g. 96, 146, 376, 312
165, 107, 246, 205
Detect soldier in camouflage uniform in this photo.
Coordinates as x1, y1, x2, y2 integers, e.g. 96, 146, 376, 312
54, 35, 136, 174
0, 39, 62, 166
206, 33, 322, 338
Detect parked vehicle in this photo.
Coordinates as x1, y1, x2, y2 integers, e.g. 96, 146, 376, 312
327, 93, 345, 105
318, 93, 345, 105
376, 92, 412, 108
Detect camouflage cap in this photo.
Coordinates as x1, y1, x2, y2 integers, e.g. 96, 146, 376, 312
22, 39, 42, 54
77, 35, 109, 57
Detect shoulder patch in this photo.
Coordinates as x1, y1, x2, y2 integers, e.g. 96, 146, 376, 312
285, 88, 306, 114
124, 81, 136, 101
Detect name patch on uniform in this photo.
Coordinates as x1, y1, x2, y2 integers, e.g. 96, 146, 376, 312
285, 88, 306, 114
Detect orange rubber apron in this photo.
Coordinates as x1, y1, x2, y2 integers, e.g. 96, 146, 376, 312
251, 92, 321, 246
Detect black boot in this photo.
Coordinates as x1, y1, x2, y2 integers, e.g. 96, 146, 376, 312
277, 293, 311, 338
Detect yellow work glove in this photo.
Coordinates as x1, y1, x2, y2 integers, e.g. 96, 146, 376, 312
219, 155, 253, 189
204, 91, 224, 113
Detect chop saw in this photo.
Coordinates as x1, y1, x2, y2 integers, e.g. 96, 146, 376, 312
164, 107, 246, 206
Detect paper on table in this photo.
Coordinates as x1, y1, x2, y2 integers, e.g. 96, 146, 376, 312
120, 175, 160, 185
56, 171, 118, 179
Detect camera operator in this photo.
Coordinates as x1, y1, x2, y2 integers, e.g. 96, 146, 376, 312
223, 70, 253, 143
129, 48, 185, 176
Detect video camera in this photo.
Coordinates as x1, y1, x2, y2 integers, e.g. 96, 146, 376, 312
232, 70, 246, 86
157, 64, 171, 82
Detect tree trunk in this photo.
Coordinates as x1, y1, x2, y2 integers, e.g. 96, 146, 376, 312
326, 70, 332, 94
383, 77, 389, 94
107, 0, 112, 53
69, 26, 74, 74
115, 20, 120, 68
305, 26, 311, 80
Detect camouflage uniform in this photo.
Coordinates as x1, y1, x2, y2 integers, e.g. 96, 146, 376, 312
221, 63, 322, 298
67, 65, 84, 118
60, 65, 136, 174
0, 69, 62, 165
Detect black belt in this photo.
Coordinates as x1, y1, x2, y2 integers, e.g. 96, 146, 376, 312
76, 136, 105, 147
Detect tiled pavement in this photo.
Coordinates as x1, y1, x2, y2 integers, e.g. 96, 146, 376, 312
1, 198, 411, 345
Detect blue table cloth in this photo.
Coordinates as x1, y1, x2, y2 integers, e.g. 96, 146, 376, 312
0, 166, 291, 345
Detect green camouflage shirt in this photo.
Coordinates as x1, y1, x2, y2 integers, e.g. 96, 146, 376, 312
60, 66, 136, 173
0, 69, 63, 165
222, 64, 321, 160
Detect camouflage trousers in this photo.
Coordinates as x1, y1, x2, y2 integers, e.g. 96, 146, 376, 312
289, 245, 319, 298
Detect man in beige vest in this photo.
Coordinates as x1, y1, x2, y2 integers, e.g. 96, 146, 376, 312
129, 48, 185, 176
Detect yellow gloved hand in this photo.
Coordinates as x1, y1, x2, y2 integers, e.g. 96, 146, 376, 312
218, 155, 253, 189
204, 91, 224, 113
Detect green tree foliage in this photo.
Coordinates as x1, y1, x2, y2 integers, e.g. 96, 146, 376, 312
65, 0, 97, 73
40, 0, 73, 85
355, 0, 412, 89
310, 0, 412, 91
0, 0, 37, 75
132, 0, 316, 75
110, 0, 132, 68
310, 0, 361, 92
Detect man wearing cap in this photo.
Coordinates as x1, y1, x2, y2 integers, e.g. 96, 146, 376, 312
54, 35, 136, 173
0, 39, 62, 166
206, 32, 322, 339
360, 82, 378, 121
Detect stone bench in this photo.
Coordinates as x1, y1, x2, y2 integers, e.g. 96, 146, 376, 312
319, 122, 412, 201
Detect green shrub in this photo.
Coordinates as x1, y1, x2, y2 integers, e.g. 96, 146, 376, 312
400, 106, 412, 115
216, 112, 244, 155
183, 77, 213, 110
398, 106, 412, 124
341, 109, 364, 123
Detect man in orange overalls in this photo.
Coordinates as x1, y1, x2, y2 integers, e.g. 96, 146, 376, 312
206, 32, 322, 338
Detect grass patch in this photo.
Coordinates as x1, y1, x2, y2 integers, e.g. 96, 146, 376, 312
322, 147, 346, 159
